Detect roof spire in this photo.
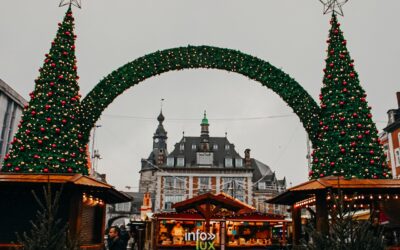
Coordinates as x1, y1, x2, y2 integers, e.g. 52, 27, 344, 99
201, 110, 209, 125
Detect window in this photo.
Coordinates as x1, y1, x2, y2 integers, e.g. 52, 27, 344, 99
213, 144, 218, 150
221, 177, 245, 202
199, 177, 210, 191
235, 158, 243, 167
164, 195, 184, 210
167, 157, 174, 167
164, 176, 186, 192
258, 182, 266, 190
225, 157, 233, 167
395, 148, 400, 167
180, 144, 184, 151
177, 157, 185, 167
115, 202, 131, 212
225, 144, 230, 150
192, 144, 197, 150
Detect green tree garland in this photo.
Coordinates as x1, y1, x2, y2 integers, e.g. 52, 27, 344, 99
2, 7, 88, 174
310, 13, 391, 179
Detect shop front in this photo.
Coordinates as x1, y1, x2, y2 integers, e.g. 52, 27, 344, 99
152, 193, 288, 250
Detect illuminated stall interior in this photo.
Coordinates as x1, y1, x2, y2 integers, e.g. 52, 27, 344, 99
153, 192, 288, 249
267, 176, 400, 245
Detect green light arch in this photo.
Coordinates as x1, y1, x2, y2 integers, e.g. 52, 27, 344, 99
79, 45, 320, 145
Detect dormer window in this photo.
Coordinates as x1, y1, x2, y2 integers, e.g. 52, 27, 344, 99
225, 144, 230, 150
167, 157, 174, 167
258, 182, 266, 190
235, 158, 243, 167
225, 157, 233, 167
213, 144, 218, 150
180, 144, 184, 151
192, 144, 197, 150
177, 157, 185, 167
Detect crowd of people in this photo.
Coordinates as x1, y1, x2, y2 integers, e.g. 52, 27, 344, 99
105, 225, 137, 250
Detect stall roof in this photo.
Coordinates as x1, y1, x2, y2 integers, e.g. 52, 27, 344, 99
173, 192, 255, 213
267, 176, 400, 205
153, 211, 285, 222
0, 173, 131, 204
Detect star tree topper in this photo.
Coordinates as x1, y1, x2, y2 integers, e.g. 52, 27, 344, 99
59, 0, 82, 8
319, 0, 348, 16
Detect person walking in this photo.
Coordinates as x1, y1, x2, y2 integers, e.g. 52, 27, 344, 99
108, 226, 126, 250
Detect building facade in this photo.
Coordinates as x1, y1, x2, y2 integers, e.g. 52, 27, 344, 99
139, 111, 286, 214
0, 79, 27, 166
381, 92, 400, 178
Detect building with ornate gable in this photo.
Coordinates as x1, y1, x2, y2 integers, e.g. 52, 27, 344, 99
139, 111, 287, 215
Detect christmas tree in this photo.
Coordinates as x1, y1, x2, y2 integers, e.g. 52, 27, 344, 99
310, 13, 391, 179
1, 6, 88, 174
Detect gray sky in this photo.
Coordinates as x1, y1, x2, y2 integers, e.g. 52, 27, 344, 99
1, 0, 399, 191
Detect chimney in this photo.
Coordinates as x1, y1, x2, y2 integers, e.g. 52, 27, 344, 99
244, 149, 251, 167
397, 92, 400, 108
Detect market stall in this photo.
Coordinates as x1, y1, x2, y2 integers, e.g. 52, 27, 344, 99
152, 192, 288, 250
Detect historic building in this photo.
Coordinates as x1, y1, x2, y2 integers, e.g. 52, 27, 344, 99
139, 111, 286, 214
381, 92, 400, 178
0, 79, 27, 165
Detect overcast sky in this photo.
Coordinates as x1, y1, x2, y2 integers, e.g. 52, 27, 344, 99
1, 0, 399, 191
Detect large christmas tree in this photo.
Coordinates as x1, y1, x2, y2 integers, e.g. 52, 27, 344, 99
310, 13, 391, 179
1, 6, 88, 174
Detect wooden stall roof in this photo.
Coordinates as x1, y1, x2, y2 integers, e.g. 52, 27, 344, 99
153, 211, 285, 222
0, 173, 131, 204
173, 192, 255, 213
267, 176, 400, 205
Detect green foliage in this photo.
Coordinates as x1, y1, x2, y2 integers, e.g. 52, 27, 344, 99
310, 13, 391, 179
15, 184, 80, 250
2, 6, 88, 174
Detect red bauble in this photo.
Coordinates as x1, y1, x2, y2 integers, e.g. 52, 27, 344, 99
342, 40, 347, 45
369, 150, 374, 155
62, 119, 67, 124
365, 130, 370, 135
19, 146, 25, 151
31, 110, 36, 116
38, 140, 43, 145
71, 153, 76, 158
357, 123, 362, 128
63, 51, 68, 56
79, 148, 85, 152
55, 128, 61, 134
329, 63, 334, 67
340, 117, 345, 122
50, 82, 55, 87
357, 135, 363, 139
40, 127, 46, 132
367, 114, 373, 118
45, 105, 51, 110
340, 131, 346, 136
78, 134, 83, 139
67, 168, 73, 173
60, 158, 66, 163
46, 117, 52, 123
6, 163, 11, 167
43, 168, 49, 173
342, 80, 347, 85
51, 63, 56, 67
330, 162, 335, 167
52, 144, 57, 148
47, 91, 53, 97
313, 158, 319, 163
65, 31, 71, 36
370, 159, 375, 165
58, 75, 64, 79
34, 154, 40, 159
25, 129, 31, 135
320, 173, 325, 177
351, 142, 356, 147
321, 104, 327, 109
339, 101, 345, 106
61, 100, 66, 106
349, 63, 354, 67
349, 72, 355, 78
342, 88, 348, 93
340, 148, 345, 153
352, 113, 358, 118
327, 74, 332, 79
15, 167, 20, 171
308, 170, 314, 176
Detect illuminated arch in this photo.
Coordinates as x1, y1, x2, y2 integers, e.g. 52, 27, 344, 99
80, 45, 320, 145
